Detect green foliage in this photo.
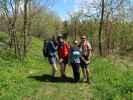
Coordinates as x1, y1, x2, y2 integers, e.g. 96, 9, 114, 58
0, 38, 132, 100
90, 57, 133, 100
0, 32, 8, 42
31, 9, 62, 39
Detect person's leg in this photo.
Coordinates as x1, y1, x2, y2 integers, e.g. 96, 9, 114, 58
60, 62, 67, 78
74, 63, 80, 82
64, 63, 67, 76
82, 67, 87, 81
71, 63, 76, 81
51, 64, 55, 77
62, 58, 68, 78
50, 57, 57, 77
76, 63, 80, 81
60, 62, 64, 77
48, 57, 55, 77
85, 67, 90, 83
80, 60, 87, 81
51, 63, 57, 77
81, 61, 87, 81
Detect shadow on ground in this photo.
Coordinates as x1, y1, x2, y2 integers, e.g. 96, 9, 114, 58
28, 74, 74, 83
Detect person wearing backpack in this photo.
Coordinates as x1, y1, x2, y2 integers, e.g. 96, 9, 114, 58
57, 34, 70, 78
46, 37, 58, 77
79, 35, 92, 83
70, 40, 81, 82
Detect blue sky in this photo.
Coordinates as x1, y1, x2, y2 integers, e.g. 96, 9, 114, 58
50, 0, 92, 20
51, 0, 75, 20
50, 0, 133, 21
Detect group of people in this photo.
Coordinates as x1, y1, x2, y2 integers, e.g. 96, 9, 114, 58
43, 34, 92, 83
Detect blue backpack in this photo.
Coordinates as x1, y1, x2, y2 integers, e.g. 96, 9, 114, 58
43, 41, 49, 57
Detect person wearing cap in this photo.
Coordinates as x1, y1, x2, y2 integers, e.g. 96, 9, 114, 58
57, 34, 70, 78
70, 40, 81, 82
79, 35, 92, 83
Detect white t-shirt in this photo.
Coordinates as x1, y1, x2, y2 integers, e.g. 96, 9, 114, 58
80, 40, 92, 57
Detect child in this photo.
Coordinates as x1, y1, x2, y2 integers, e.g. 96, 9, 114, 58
70, 40, 81, 82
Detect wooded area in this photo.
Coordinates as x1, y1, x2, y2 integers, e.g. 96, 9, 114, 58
0, 0, 133, 100
0, 0, 133, 59
0, 0, 61, 59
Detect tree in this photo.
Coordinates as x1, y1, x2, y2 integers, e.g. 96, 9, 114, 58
76, 0, 131, 56
0, 0, 57, 59
98, 0, 105, 56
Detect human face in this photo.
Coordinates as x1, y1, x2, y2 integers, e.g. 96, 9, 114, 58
81, 38, 86, 43
59, 38, 64, 43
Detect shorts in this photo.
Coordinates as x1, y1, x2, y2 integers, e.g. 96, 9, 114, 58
80, 58, 89, 69
48, 56, 56, 64
60, 57, 68, 65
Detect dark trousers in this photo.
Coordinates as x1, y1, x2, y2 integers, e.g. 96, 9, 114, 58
71, 63, 80, 82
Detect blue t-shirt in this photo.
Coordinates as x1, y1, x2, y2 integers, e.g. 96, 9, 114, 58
47, 40, 57, 57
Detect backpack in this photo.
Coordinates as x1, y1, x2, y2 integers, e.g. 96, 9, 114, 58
43, 41, 48, 57
58, 42, 70, 58
70, 47, 80, 63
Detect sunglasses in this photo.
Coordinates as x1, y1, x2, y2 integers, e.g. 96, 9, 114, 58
81, 38, 86, 39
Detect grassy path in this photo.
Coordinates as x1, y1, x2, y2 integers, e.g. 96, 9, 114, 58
0, 38, 133, 100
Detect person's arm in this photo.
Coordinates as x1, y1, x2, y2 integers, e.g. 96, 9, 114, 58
51, 41, 57, 51
67, 42, 70, 53
87, 42, 92, 59
68, 47, 72, 64
81, 56, 89, 64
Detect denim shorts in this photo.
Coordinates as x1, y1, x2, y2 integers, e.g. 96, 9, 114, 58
48, 56, 56, 64
80, 59, 89, 69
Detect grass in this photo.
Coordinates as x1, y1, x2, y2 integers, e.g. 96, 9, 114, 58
0, 37, 133, 100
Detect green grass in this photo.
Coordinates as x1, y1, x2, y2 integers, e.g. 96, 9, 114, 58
0, 37, 133, 100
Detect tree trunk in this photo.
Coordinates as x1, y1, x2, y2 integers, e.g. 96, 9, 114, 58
23, 0, 28, 57
98, 0, 105, 56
